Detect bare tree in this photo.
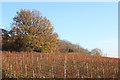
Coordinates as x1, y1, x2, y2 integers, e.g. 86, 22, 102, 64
90, 48, 103, 56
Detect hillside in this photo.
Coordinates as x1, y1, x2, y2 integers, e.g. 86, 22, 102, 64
2, 51, 118, 78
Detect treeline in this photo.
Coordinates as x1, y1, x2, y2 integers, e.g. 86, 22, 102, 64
1, 28, 103, 56
57, 40, 89, 54
1, 28, 89, 53
1, 9, 103, 56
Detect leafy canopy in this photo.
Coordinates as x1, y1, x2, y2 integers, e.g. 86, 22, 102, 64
11, 9, 59, 53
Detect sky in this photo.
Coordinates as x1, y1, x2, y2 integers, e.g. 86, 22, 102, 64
1, 2, 118, 58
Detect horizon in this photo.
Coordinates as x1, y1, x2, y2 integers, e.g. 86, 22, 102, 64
1, 2, 118, 58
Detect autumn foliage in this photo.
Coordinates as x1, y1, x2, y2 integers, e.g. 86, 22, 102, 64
2, 51, 118, 78
1, 9, 59, 53
1, 9, 104, 56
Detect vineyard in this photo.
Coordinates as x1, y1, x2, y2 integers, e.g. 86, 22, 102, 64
1, 51, 119, 79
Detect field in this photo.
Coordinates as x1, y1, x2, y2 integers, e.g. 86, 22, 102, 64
1, 51, 119, 78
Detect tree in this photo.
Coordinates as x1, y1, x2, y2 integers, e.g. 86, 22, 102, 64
11, 9, 59, 53
1, 28, 9, 40
90, 48, 103, 56
1, 28, 12, 51
68, 48, 74, 52
57, 40, 89, 54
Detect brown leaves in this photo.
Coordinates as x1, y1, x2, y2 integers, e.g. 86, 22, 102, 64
2, 51, 119, 78
11, 9, 59, 52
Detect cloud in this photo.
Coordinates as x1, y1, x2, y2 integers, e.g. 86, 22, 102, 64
97, 38, 118, 58
105, 49, 118, 58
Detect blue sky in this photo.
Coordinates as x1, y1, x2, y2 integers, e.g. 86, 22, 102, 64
1, 2, 118, 58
